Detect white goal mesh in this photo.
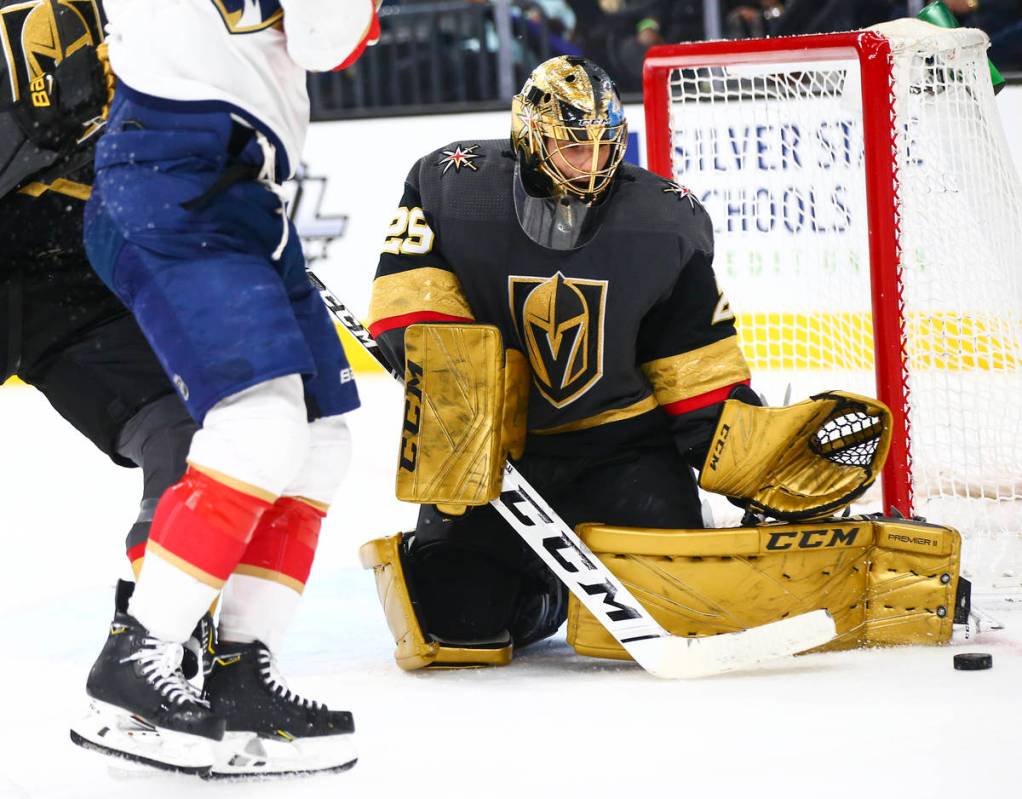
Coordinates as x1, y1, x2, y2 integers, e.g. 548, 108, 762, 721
645, 22, 1022, 594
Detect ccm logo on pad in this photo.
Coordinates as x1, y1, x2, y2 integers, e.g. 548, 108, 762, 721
765, 527, 861, 551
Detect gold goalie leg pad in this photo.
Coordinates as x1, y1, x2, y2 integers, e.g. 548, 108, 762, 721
359, 534, 513, 670
566, 518, 962, 660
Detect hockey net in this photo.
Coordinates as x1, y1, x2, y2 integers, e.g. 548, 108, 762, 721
643, 21, 1022, 595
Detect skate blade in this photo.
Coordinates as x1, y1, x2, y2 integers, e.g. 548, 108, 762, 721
206, 731, 357, 779
70, 699, 216, 775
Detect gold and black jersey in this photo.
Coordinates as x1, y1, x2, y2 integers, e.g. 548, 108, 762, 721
369, 139, 750, 456
0, 0, 105, 200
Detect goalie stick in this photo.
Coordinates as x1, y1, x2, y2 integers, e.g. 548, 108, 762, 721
308, 270, 837, 678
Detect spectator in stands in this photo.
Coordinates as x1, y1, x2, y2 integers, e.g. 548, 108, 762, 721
944, 0, 1022, 70
521, 0, 585, 58
605, 15, 662, 90
615, 16, 664, 92
650, 0, 704, 42
767, 0, 898, 36
725, 0, 784, 39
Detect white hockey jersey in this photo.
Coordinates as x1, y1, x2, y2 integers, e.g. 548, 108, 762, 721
103, 0, 377, 178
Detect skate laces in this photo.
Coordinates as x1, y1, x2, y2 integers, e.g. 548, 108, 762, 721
257, 649, 324, 711
122, 638, 209, 707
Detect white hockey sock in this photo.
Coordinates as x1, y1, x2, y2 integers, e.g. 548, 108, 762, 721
218, 573, 302, 654
129, 553, 221, 643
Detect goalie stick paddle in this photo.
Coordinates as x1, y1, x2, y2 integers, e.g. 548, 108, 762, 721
308, 270, 837, 678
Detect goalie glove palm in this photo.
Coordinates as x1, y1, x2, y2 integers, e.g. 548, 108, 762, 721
699, 391, 892, 521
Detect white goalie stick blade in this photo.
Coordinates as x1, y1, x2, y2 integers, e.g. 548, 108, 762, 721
70, 699, 217, 775
307, 270, 840, 678
208, 731, 357, 779
626, 610, 837, 679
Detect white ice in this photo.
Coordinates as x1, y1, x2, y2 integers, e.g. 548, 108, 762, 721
2, 376, 1020, 799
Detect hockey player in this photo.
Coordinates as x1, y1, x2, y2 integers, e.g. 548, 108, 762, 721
70, 0, 380, 777
1, 4, 197, 583
360, 56, 761, 670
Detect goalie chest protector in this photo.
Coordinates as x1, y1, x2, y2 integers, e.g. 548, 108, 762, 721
390, 139, 732, 454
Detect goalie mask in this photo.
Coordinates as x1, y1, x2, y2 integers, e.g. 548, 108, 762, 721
510, 56, 627, 250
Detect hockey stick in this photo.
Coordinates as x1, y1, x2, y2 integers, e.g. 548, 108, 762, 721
309, 270, 836, 678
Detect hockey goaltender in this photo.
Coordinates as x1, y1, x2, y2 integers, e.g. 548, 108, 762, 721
357, 56, 969, 673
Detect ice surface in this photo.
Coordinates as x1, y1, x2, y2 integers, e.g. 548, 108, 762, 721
2, 377, 1019, 798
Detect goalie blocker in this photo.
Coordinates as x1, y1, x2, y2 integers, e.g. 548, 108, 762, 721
363, 323, 530, 668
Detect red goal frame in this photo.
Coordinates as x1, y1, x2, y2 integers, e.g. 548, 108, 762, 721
643, 32, 912, 518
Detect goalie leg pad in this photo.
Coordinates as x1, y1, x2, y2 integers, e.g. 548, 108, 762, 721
567, 518, 961, 660
359, 533, 513, 670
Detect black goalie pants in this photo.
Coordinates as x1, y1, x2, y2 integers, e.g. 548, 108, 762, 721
406, 442, 704, 650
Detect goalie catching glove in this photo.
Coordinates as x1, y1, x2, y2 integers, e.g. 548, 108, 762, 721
700, 390, 892, 520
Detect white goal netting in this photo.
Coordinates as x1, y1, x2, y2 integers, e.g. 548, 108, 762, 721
652, 22, 1022, 593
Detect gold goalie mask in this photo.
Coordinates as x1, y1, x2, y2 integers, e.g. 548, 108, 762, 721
510, 56, 628, 250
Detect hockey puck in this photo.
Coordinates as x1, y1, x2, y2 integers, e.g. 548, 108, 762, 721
953, 653, 993, 671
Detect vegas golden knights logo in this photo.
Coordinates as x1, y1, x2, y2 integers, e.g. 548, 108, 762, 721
0, 0, 101, 102
509, 272, 607, 408
210, 0, 283, 34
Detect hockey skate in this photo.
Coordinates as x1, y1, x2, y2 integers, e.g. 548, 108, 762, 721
116, 579, 214, 680
70, 581, 225, 774
204, 640, 356, 778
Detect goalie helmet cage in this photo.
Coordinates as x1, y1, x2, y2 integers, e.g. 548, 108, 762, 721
643, 22, 1022, 594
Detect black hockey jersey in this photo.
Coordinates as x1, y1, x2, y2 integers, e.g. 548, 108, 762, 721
368, 139, 751, 458
0, 0, 106, 201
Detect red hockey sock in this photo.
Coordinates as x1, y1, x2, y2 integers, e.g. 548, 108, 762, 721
234, 497, 324, 591
219, 498, 325, 651
146, 466, 274, 587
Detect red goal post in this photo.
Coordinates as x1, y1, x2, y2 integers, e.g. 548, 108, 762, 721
642, 23, 1022, 592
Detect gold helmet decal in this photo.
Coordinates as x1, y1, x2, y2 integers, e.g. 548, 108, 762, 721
511, 56, 627, 203
509, 272, 607, 408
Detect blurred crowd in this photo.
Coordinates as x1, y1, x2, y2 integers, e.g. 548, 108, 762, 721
505, 0, 1022, 91
317, 1, 1021, 114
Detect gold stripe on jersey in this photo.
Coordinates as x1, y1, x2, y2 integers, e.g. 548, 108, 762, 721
187, 462, 278, 504
145, 541, 225, 589
641, 336, 750, 406
232, 564, 305, 594
367, 267, 474, 327
17, 178, 91, 201
531, 394, 658, 435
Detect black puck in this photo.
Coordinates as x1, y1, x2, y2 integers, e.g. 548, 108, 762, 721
953, 652, 992, 671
